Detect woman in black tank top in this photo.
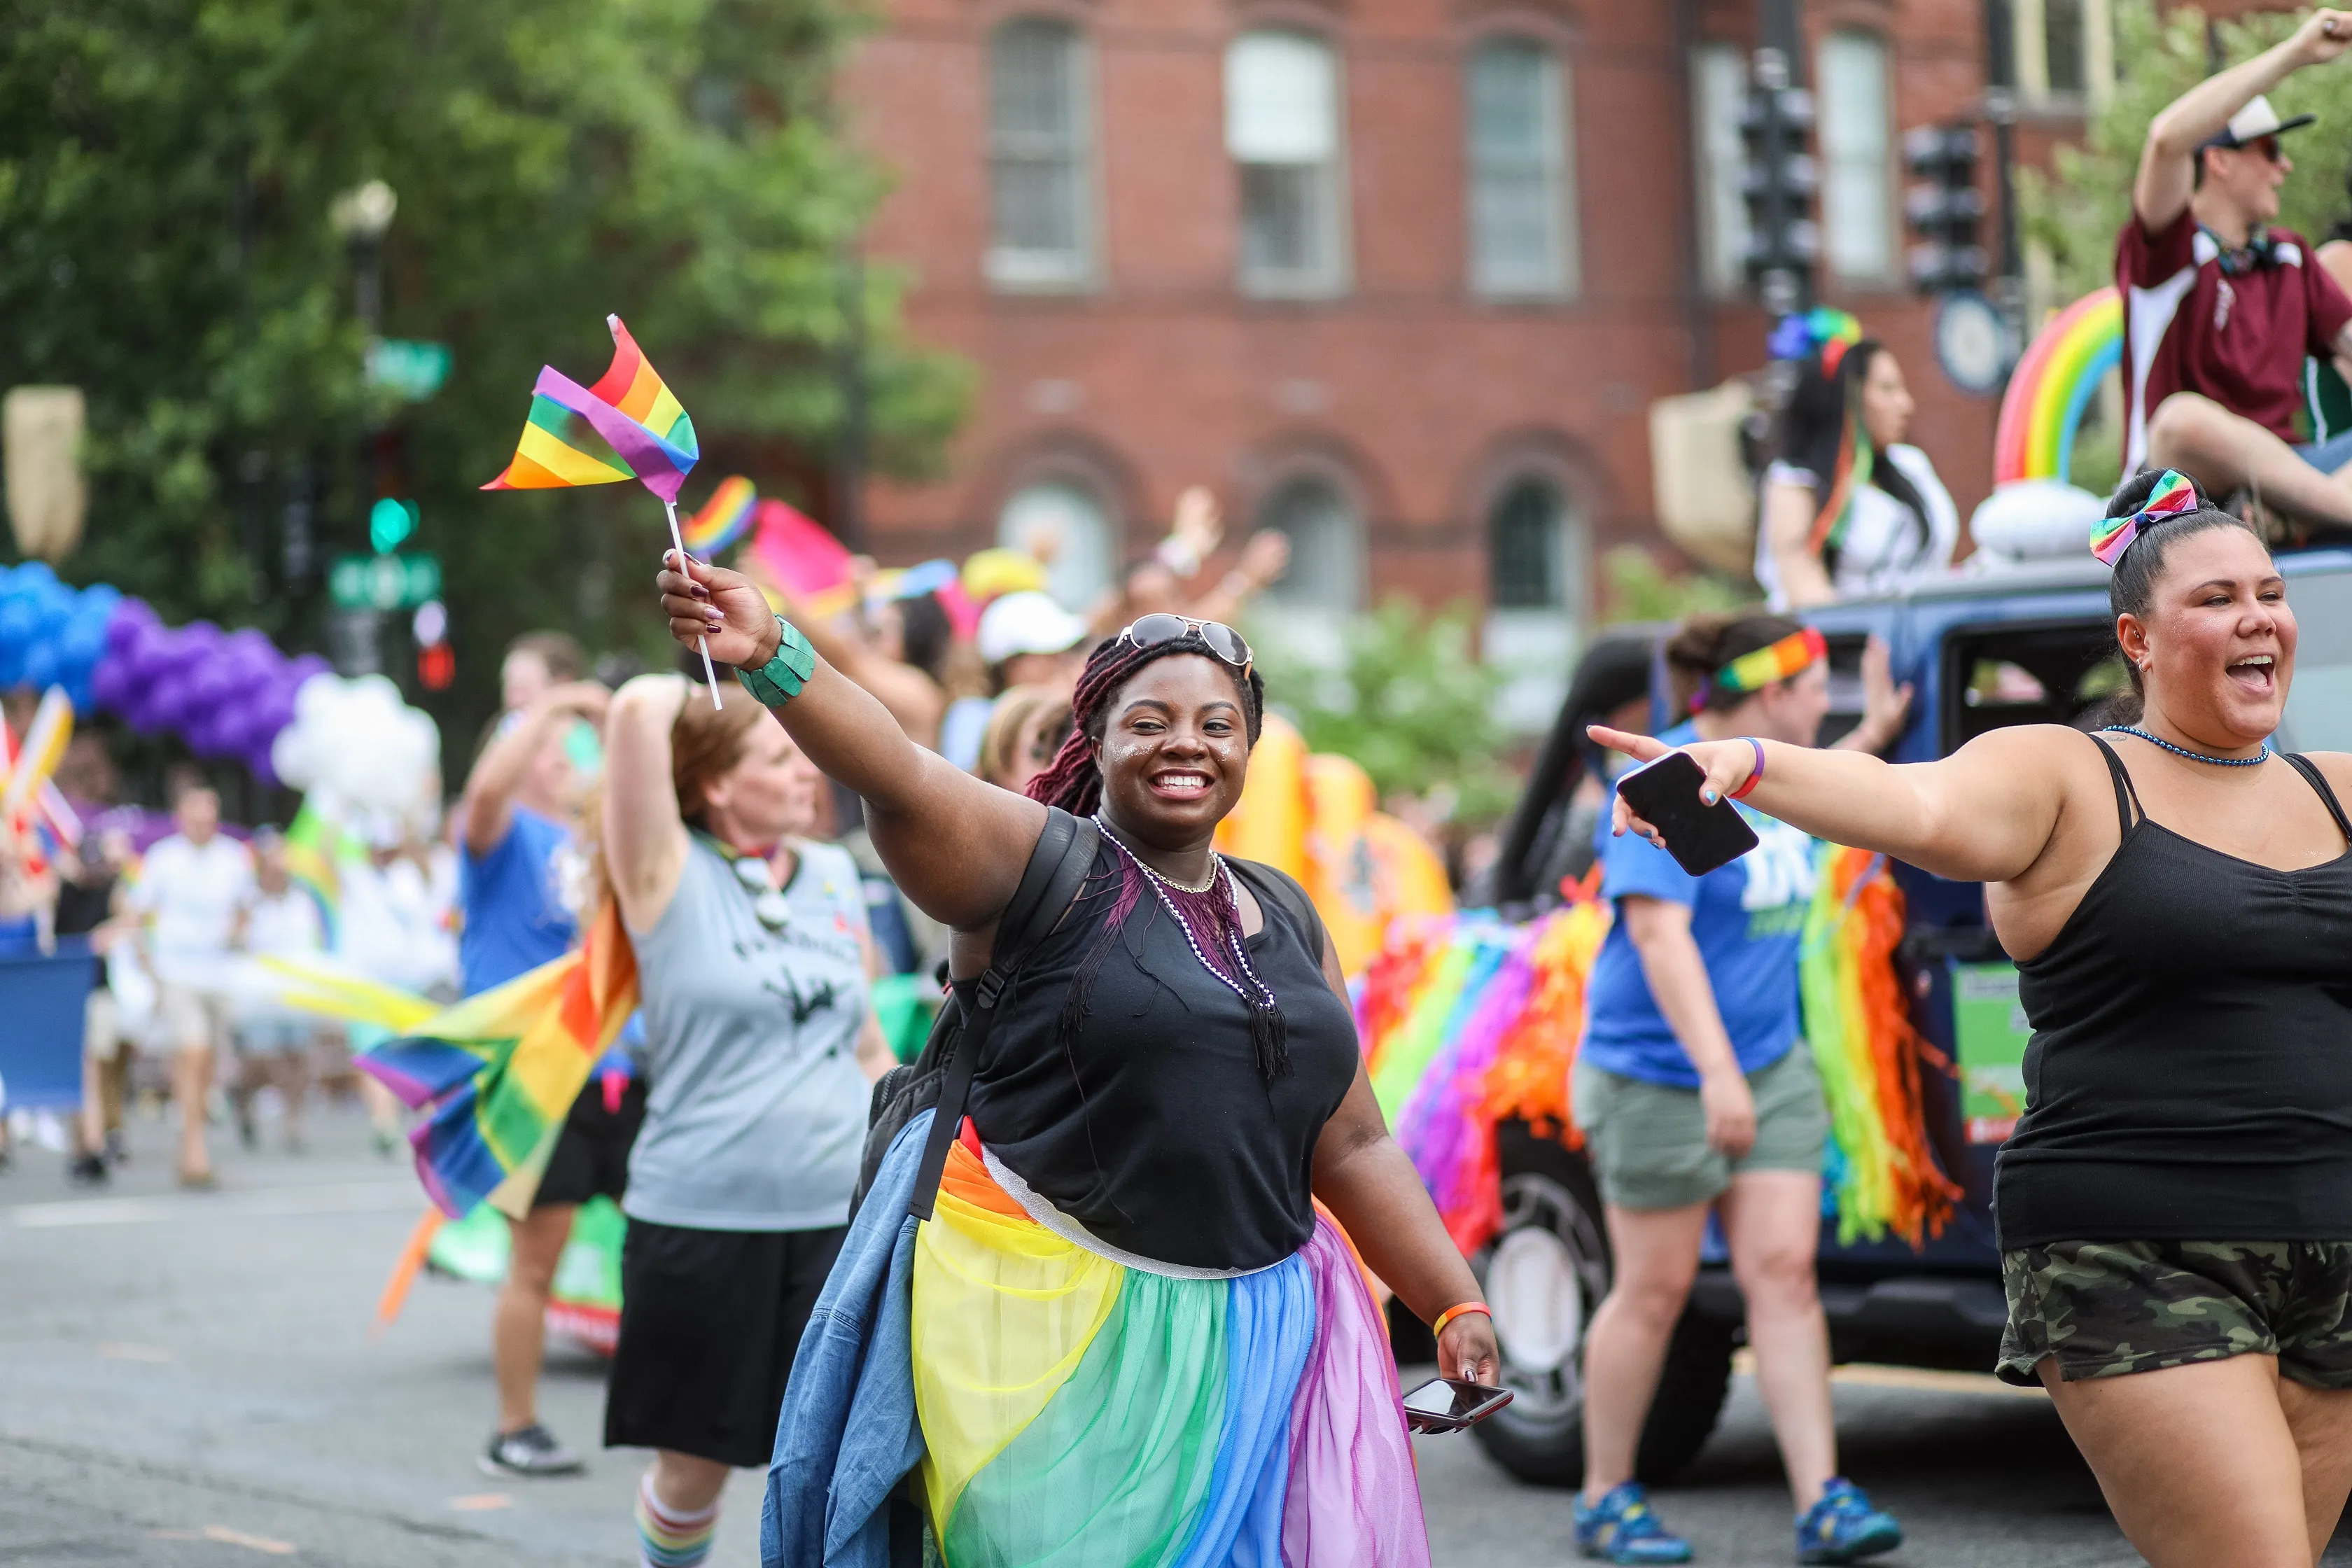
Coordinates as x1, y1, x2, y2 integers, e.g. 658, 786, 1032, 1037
658, 560, 1495, 1565
1589, 469, 2352, 1566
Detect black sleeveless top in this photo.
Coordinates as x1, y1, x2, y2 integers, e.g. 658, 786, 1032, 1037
1996, 736, 2352, 1250
963, 839, 1359, 1272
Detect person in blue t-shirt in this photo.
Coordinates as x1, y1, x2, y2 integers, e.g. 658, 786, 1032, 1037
1570, 612, 1911, 1567
457, 652, 646, 1480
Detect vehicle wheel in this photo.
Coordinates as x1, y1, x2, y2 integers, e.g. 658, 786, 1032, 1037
1466, 1122, 1736, 1488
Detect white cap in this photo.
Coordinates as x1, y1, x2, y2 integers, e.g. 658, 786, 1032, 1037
976, 590, 1089, 666
2207, 95, 2316, 149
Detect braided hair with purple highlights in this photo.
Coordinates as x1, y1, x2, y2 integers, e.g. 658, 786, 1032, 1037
1022, 629, 1291, 1079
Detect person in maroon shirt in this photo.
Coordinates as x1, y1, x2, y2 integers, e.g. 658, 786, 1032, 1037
2126, 9, 2352, 531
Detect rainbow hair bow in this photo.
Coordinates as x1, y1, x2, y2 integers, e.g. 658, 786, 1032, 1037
1768, 307, 1865, 375
2090, 469, 2197, 567
482, 315, 699, 504
1693, 626, 1828, 713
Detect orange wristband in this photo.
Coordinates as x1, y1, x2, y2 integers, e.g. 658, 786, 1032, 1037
1432, 1301, 1491, 1339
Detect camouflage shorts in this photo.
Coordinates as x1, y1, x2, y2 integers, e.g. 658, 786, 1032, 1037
1997, 1240, 2352, 1389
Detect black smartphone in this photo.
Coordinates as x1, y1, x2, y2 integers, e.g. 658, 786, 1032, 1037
1401, 1377, 1514, 1434
1614, 750, 1760, 878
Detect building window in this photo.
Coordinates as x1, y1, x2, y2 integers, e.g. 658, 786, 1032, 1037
1690, 42, 1750, 298
1256, 475, 1362, 612
1488, 477, 1577, 609
1226, 31, 1348, 298
988, 19, 1092, 288
2005, 0, 2110, 102
1465, 38, 1574, 299
1816, 31, 1895, 286
997, 479, 1115, 609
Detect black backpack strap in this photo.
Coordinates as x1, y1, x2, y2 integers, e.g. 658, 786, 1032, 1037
1228, 858, 1328, 971
908, 808, 1099, 1222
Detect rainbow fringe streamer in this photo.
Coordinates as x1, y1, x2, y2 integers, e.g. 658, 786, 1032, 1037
1800, 846, 1961, 1247
1357, 851, 1956, 1254
1359, 881, 1609, 1254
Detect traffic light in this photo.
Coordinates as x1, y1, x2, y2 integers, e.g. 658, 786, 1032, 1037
1903, 124, 1987, 295
1740, 55, 1819, 309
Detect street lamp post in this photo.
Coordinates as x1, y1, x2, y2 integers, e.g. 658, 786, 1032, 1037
328, 179, 398, 676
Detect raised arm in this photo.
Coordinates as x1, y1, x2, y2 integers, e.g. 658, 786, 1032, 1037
601, 674, 694, 934
460, 680, 608, 856
2134, 11, 2348, 233
1590, 722, 2080, 886
1763, 477, 1835, 610
658, 552, 1046, 931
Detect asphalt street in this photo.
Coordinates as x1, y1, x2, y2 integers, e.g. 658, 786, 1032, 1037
0, 1100, 2335, 1568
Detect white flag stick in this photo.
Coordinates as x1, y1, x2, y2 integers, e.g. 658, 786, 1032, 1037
665, 500, 723, 710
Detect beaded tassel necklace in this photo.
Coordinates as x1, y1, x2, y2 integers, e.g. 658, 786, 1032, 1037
1093, 816, 1290, 1080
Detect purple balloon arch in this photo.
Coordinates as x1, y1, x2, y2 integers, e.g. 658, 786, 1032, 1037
2, 561, 327, 785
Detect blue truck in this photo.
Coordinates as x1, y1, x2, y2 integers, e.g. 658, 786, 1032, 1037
1437, 545, 2352, 1485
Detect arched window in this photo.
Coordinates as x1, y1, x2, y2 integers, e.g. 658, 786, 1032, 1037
997, 479, 1115, 609
1255, 475, 1362, 613
1488, 476, 1575, 608
1485, 475, 1587, 729
988, 19, 1093, 288
1465, 38, 1575, 298
1226, 31, 1348, 298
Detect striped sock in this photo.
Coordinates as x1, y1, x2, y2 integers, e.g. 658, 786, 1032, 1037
636, 1474, 719, 1568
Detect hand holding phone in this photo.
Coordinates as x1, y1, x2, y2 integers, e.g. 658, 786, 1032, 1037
1614, 750, 1760, 877
1401, 1377, 1513, 1435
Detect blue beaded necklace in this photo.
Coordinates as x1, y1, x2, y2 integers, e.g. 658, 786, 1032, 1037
2103, 724, 2270, 767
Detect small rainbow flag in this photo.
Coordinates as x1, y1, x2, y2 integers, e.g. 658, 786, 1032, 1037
358, 902, 639, 1219
0, 686, 73, 824
482, 315, 700, 505
682, 475, 757, 555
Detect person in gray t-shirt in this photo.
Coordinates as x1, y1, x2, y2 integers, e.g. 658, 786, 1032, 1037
596, 673, 892, 1568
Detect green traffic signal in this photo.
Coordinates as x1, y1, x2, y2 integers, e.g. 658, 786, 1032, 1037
370, 497, 419, 554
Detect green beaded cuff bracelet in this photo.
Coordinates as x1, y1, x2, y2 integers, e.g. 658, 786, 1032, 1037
736, 615, 816, 706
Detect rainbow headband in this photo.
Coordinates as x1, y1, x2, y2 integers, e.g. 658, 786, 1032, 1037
2090, 470, 2196, 567
1692, 626, 1827, 713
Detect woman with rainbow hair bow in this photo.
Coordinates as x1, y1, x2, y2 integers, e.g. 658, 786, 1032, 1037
1757, 309, 1958, 610
656, 552, 1498, 1567
1569, 610, 1912, 1567
1596, 470, 2352, 1568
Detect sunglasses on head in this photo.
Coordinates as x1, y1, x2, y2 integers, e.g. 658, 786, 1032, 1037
1117, 613, 1254, 676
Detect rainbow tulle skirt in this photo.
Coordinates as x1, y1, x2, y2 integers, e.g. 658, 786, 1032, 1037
912, 1135, 1431, 1567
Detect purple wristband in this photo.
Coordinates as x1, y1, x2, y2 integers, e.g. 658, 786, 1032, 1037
1728, 737, 1766, 800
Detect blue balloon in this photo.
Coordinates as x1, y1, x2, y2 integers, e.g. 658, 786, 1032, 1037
21, 640, 63, 693
10, 561, 56, 595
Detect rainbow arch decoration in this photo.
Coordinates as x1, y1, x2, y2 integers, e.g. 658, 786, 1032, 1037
1992, 286, 2122, 485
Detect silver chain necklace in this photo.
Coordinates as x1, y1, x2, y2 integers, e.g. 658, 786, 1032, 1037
1092, 816, 1273, 1012
1091, 816, 1220, 892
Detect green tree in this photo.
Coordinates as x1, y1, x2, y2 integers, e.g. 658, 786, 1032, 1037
0, 0, 967, 750
1249, 600, 1521, 830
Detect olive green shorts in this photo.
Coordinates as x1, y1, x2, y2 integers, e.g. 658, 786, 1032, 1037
1997, 1240, 2352, 1389
1571, 1044, 1828, 1212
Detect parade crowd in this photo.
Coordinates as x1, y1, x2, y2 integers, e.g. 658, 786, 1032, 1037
18, 17, 2352, 1568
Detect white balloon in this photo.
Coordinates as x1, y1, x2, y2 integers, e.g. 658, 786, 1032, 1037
269, 672, 442, 819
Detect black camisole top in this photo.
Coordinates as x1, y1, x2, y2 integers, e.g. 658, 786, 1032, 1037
1996, 735, 2352, 1250
963, 837, 1359, 1272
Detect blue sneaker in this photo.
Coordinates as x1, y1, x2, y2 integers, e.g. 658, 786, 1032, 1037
1795, 1478, 1902, 1564
1574, 1482, 1693, 1564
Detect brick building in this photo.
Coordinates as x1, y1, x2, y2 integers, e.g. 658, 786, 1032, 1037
839, 0, 2144, 688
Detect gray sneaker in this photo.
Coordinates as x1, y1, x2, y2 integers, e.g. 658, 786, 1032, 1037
480, 1422, 586, 1478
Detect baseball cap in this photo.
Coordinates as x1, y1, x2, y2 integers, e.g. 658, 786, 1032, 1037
977, 590, 1089, 666
2203, 95, 2316, 150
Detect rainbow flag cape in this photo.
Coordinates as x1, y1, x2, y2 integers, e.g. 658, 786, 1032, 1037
357, 902, 638, 1219
482, 315, 699, 504
681, 475, 757, 555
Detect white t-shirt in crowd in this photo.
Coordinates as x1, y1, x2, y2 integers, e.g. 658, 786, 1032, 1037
240, 886, 324, 958
131, 834, 255, 988
1756, 444, 1959, 610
